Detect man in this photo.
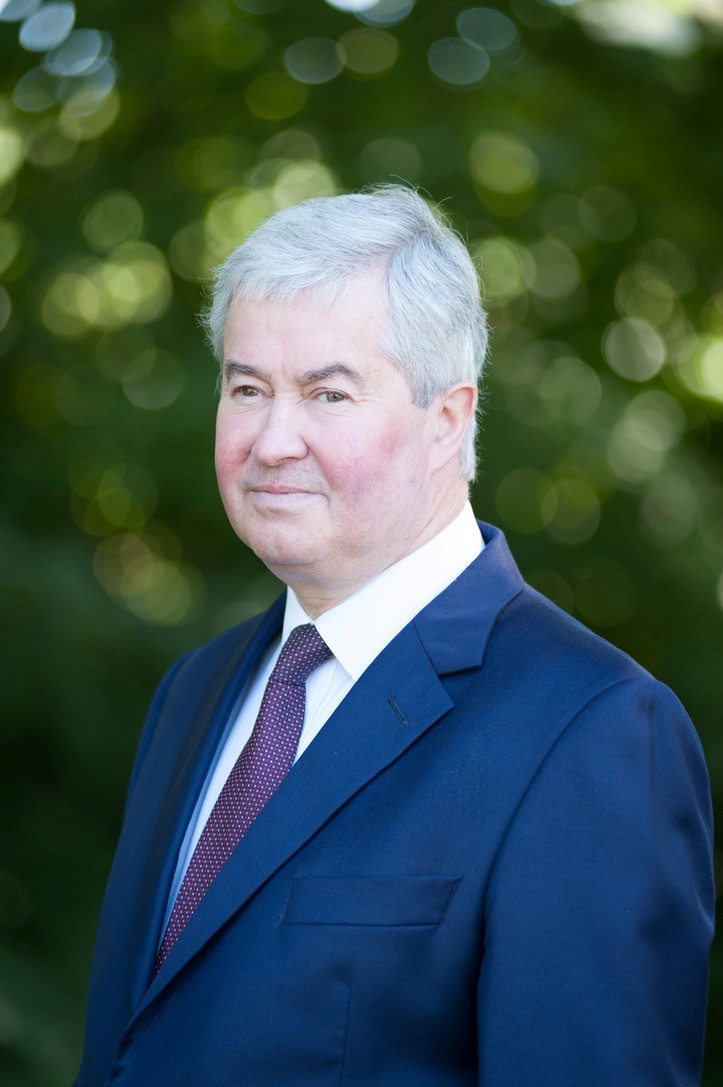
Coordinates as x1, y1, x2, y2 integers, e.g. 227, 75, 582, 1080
77, 186, 714, 1086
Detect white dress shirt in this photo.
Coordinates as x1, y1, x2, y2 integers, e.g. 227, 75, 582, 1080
162, 503, 483, 929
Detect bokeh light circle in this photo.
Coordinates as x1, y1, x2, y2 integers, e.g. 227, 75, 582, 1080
428, 37, 489, 87
19, 1, 75, 52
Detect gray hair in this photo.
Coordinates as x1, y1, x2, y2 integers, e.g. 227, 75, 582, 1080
204, 185, 488, 480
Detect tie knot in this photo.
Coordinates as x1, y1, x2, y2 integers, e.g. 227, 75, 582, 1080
271, 623, 331, 687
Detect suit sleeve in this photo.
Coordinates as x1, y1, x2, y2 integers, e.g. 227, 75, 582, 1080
477, 675, 714, 1087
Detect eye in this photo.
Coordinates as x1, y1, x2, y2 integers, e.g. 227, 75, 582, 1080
234, 385, 260, 397
317, 390, 347, 404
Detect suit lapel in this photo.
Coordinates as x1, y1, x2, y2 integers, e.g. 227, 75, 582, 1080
127, 597, 285, 1004
132, 521, 524, 1016
134, 621, 454, 1015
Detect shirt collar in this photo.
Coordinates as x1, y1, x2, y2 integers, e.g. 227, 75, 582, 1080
282, 502, 483, 682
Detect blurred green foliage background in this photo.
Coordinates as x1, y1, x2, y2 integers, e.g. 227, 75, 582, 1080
0, 0, 721, 1082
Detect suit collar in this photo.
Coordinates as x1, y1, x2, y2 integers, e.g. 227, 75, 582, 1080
414, 520, 524, 674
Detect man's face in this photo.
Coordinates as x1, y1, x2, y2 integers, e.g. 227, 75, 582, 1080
215, 273, 449, 612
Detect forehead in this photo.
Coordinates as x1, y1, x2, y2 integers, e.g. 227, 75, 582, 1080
223, 272, 388, 358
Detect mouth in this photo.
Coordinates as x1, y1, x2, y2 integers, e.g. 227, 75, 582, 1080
248, 485, 318, 507
252, 483, 308, 493
250, 484, 314, 496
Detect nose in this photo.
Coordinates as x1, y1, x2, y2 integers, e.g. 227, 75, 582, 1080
251, 397, 308, 466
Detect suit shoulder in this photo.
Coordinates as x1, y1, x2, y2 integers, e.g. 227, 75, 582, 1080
493, 581, 652, 691
480, 582, 699, 746
167, 603, 282, 688
125, 604, 282, 796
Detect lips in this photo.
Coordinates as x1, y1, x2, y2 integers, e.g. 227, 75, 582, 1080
246, 484, 320, 509
251, 484, 309, 494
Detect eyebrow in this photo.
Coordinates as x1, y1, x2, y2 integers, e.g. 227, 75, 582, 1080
300, 363, 363, 385
223, 360, 363, 386
223, 361, 267, 383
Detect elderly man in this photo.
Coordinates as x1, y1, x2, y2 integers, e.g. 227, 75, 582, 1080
77, 187, 713, 1086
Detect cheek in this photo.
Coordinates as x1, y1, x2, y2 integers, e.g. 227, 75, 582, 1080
323, 430, 420, 507
215, 412, 249, 476
214, 437, 232, 482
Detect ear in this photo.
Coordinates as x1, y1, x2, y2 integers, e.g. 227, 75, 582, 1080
429, 383, 477, 473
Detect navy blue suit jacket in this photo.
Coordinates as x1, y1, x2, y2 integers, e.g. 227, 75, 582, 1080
77, 524, 714, 1086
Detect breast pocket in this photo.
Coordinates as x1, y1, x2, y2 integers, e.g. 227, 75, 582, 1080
283, 875, 462, 927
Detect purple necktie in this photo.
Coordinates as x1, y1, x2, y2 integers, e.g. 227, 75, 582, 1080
155, 623, 331, 973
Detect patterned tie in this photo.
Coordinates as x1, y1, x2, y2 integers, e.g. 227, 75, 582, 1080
155, 623, 331, 973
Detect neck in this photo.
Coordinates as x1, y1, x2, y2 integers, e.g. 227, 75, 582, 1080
286, 481, 470, 619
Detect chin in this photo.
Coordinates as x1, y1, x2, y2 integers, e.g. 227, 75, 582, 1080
245, 533, 320, 572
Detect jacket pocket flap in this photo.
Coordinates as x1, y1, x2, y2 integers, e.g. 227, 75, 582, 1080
284, 875, 461, 927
